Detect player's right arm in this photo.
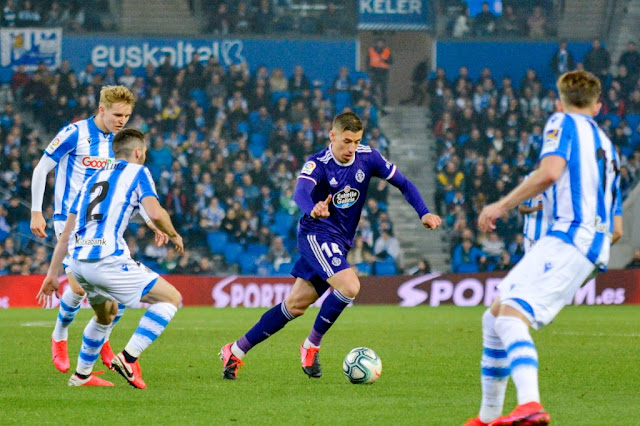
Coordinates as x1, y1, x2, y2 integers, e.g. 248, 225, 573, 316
293, 158, 331, 219
30, 125, 79, 238
36, 212, 76, 307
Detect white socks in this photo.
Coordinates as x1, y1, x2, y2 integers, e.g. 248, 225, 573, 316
479, 310, 509, 423
76, 319, 109, 375
124, 302, 177, 358
494, 316, 540, 405
52, 290, 84, 341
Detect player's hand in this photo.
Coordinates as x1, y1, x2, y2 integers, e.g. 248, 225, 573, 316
478, 201, 507, 232
421, 213, 442, 230
36, 274, 60, 308
310, 195, 332, 219
30, 211, 47, 238
171, 234, 184, 254
153, 229, 169, 247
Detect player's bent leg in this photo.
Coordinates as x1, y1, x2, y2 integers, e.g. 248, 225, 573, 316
69, 300, 116, 387
300, 269, 359, 379
101, 303, 126, 369
51, 273, 86, 373
221, 278, 318, 380
111, 278, 180, 389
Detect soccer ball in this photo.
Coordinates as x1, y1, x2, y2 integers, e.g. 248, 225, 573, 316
342, 347, 382, 384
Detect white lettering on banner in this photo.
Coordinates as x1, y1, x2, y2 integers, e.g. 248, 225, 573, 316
397, 273, 441, 306
211, 275, 293, 307
453, 279, 484, 306
91, 40, 242, 69
0, 296, 9, 309
573, 279, 625, 305
429, 280, 452, 306
484, 277, 501, 306
360, 0, 421, 14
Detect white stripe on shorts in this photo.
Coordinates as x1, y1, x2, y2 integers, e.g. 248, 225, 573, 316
307, 234, 334, 277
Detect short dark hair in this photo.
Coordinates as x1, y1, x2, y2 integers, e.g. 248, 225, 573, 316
332, 112, 363, 133
557, 70, 601, 108
113, 128, 145, 158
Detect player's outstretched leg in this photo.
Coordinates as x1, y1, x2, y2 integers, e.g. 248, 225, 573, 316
111, 278, 180, 389
301, 270, 357, 379
68, 314, 115, 387
488, 315, 549, 426
100, 303, 126, 369
221, 301, 296, 380
51, 287, 84, 373
467, 309, 510, 425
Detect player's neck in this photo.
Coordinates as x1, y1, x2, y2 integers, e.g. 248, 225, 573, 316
561, 104, 596, 117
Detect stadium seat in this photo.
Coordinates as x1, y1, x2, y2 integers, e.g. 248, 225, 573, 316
190, 89, 208, 108
246, 243, 269, 257
206, 231, 228, 255
256, 260, 276, 276
276, 261, 293, 275
334, 91, 352, 113
374, 259, 397, 276
248, 111, 260, 123
15, 221, 32, 248
625, 113, 640, 131
223, 242, 244, 265
355, 262, 373, 275
271, 91, 290, 105
271, 210, 294, 236
236, 121, 249, 134
603, 113, 621, 129
239, 253, 260, 274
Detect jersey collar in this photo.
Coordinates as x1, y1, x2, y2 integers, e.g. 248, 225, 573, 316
329, 143, 356, 167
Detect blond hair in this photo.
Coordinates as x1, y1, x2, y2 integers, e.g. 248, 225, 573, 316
99, 85, 135, 109
557, 71, 601, 108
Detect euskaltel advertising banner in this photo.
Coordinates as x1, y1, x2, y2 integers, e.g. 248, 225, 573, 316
2, 270, 639, 308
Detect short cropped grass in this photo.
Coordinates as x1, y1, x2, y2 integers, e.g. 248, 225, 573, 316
1, 305, 639, 425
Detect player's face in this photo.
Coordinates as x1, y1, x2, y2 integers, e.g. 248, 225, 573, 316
100, 102, 133, 134
330, 129, 363, 163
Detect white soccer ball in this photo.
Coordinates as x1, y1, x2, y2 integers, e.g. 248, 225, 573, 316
342, 347, 382, 384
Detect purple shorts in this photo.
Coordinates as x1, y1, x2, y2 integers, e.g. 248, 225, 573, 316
291, 232, 351, 296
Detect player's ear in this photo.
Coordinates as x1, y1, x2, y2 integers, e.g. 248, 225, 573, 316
554, 99, 563, 112
329, 130, 335, 142
593, 101, 602, 117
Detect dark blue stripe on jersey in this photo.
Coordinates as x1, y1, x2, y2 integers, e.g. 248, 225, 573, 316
141, 278, 158, 298
82, 336, 104, 348
565, 116, 582, 240
112, 165, 141, 256
74, 171, 104, 239
87, 164, 125, 259
481, 367, 510, 378
587, 123, 608, 264
510, 357, 539, 369
134, 327, 159, 342
60, 299, 81, 313
57, 313, 73, 325
61, 148, 78, 216
143, 310, 169, 327
138, 167, 157, 200
512, 298, 535, 317
483, 347, 507, 358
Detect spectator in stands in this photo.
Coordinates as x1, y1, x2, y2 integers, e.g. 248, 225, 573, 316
367, 38, 392, 107
17, 0, 41, 27
618, 41, 640, 80
497, 5, 521, 36
208, 1, 231, 34
233, 1, 251, 33
269, 68, 289, 93
473, 2, 496, 36
625, 249, 640, 268
400, 59, 429, 106
253, 0, 275, 34
583, 39, 611, 79
550, 41, 576, 77
347, 235, 376, 266
452, 238, 486, 273
492, 250, 513, 271
452, 6, 471, 38
526, 6, 547, 38
193, 256, 216, 275
408, 258, 432, 275
2, 0, 17, 27
320, 1, 346, 36
264, 236, 291, 271
374, 230, 401, 263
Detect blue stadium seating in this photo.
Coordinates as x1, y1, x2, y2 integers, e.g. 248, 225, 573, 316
271, 210, 294, 236
223, 242, 244, 265
374, 259, 397, 276
625, 113, 640, 131
275, 261, 293, 275
190, 89, 208, 108
246, 242, 269, 257
239, 253, 260, 274
354, 262, 373, 275
206, 231, 228, 255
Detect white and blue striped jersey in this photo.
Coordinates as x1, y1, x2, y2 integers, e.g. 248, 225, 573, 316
540, 112, 622, 269
521, 174, 549, 243
44, 117, 115, 222
68, 160, 158, 261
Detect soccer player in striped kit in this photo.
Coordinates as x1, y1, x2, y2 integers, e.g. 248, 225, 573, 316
466, 71, 623, 425
37, 129, 183, 388
30, 86, 165, 373
518, 173, 549, 253
220, 112, 442, 380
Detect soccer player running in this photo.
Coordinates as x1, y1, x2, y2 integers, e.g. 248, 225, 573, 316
30, 85, 165, 373
466, 70, 623, 426
37, 129, 184, 388
517, 172, 549, 253
220, 112, 442, 380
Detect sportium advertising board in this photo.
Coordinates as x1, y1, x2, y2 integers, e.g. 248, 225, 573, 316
2, 270, 639, 308
62, 35, 357, 89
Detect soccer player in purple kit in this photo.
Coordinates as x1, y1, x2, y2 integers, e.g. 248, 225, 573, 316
220, 112, 442, 379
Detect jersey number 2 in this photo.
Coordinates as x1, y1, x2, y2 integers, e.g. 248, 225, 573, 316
86, 181, 109, 222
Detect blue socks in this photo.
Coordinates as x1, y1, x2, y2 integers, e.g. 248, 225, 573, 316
308, 290, 353, 346
238, 302, 295, 353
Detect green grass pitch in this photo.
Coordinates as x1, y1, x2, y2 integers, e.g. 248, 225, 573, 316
1, 305, 639, 425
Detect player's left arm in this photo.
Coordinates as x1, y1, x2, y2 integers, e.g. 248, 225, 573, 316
36, 213, 77, 307
612, 175, 623, 244
139, 204, 169, 247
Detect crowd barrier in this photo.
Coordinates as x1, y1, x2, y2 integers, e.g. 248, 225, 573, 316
2, 269, 639, 308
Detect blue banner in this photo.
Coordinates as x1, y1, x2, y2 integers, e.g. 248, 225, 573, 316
1, 27, 62, 70
62, 36, 357, 89
358, 0, 431, 30
436, 41, 593, 90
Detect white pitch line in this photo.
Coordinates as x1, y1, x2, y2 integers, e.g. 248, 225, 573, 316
21, 321, 54, 327
551, 331, 640, 337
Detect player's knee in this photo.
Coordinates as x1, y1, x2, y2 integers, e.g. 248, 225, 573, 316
286, 300, 309, 317
339, 283, 360, 299
168, 287, 182, 308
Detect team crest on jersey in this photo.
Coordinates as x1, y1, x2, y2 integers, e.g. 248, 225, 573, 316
355, 169, 365, 183
333, 185, 360, 209
301, 161, 316, 175
331, 257, 342, 267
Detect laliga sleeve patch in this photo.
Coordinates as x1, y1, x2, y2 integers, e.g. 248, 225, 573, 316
301, 161, 316, 175
542, 128, 560, 153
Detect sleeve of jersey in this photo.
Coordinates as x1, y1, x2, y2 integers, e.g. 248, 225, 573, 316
44, 124, 79, 163
69, 191, 81, 215
370, 149, 397, 180
297, 158, 322, 185
388, 169, 430, 218
293, 176, 316, 216
137, 167, 159, 201
539, 113, 572, 161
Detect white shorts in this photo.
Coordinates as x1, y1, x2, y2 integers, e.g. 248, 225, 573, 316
68, 254, 159, 309
498, 236, 595, 330
524, 237, 535, 253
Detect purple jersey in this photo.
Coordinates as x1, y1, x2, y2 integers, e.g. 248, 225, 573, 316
297, 144, 396, 247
